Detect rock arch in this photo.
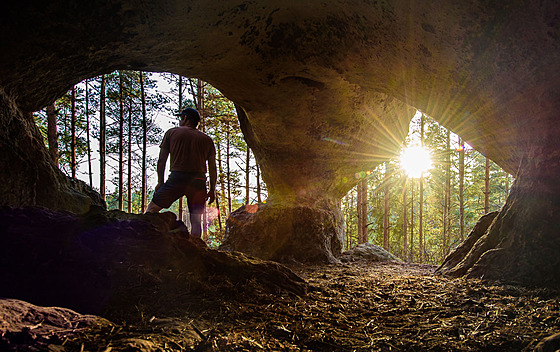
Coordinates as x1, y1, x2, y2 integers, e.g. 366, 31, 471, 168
1, 1, 559, 287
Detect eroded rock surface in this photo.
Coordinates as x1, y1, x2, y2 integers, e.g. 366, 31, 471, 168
222, 203, 344, 263
438, 154, 560, 289
0, 298, 112, 351
0, 207, 307, 322
0, 1, 559, 282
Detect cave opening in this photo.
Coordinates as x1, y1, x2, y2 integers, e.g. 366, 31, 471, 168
1, 0, 560, 350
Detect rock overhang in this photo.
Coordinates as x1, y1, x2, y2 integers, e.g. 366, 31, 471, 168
1, 0, 560, 196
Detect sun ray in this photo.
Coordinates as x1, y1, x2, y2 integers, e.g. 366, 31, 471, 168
400, 145, 432, 178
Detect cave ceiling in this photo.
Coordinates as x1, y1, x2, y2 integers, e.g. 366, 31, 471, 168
1, 0, 559, 178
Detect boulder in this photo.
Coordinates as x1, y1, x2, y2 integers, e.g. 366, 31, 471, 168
340, 243, 400, 263
0, 298, 112, 351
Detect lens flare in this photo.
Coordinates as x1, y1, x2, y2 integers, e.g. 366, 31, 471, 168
400, 145, 432, 178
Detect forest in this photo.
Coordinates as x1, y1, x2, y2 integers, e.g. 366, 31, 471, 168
33, 70, 513, 266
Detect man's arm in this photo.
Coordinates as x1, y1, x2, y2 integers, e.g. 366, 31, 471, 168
156, 147, 169, 191
207, 149, 217, 204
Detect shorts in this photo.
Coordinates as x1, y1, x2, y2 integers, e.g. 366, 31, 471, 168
152, 171, 207, 214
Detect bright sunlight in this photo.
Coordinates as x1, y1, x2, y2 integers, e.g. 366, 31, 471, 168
400, 145, 433, 178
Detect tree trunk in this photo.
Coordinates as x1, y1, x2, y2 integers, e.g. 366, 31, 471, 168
443, 130, 451, 256
410, 178, 414, 262
245, 147, 251, 204
216, 140, 225, 233
383, 163, 390, 250
127, 97, 132, 213
70, 86, 76, 179
99, 75, 106, 201
505, 172, 510, 199
178, 75, 184, 221
402, 177, 407, 261
46, 103, 58, 166
419, 173, 424, 263
140, 72, 147, 213
226, 121, 232, 215
484, 156, 490, 213
458, 136, 465, 241
357, 179, 368, 244
418, 114, 424, 263
118, 72, 124, 211
85, 79, 92, 187
196, 79, 205, 131
256, 162, 262, 203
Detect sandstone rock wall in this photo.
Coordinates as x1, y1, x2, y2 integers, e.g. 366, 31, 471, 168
0, 1, 559, 279
0, 87, 103, 213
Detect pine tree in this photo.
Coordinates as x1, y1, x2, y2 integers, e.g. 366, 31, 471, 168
357, 179, 368, 244
118, 72, 124, 211
99, 75, 107, 201
383, 163, 390, 250
419, 114, 425, 263
70, 86, 77, 178
140, 71, 148, 213
458, 136, 465, 241
85, 79, 93, 187
46, 103, 58, 166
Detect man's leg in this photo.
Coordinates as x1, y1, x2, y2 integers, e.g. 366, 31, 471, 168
185, 177, 207, 238
190, 212, 203, 237
145, 173, 183, 214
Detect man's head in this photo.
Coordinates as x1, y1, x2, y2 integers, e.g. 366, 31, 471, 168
176, 108, 201, 127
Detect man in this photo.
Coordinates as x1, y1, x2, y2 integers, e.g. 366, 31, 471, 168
146, 108, 217, 238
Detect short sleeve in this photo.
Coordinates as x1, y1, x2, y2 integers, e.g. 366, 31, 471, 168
208, 138, 216, 158
160, 130, 171, 151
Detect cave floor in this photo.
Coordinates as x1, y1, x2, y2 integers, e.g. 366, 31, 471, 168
5, 261, 560, 351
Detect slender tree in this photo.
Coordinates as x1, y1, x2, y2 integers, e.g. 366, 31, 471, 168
70, 86, 76, 178
458, 136, 465, 241
383, 163, 390, 250
215, 140, 226, 233
85, 79, 93, 187
484, 156, 490, 213
419, 114, 425, 263
127, 96, 133, 213
177, 75, 184, 221
256, 163, 262, 203
245, 147, 251, 204
410, 178, 414, 262
118, 72, 124, 211
505, 172, 510, 197
226, 120, 232, 214
140, 71, 147, 212
357, 179, 368, 244
46, 103, 58, 166
402, 176, 408, 261
443, 130, 451, 256
99, 75, 107, 200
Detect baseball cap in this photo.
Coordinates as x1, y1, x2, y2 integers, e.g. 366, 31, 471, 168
175, 108, 201, 122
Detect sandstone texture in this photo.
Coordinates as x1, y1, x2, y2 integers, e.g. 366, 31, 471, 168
0, 207, 307, 321
222, 202, 344, 263
0, 1, 559, 285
